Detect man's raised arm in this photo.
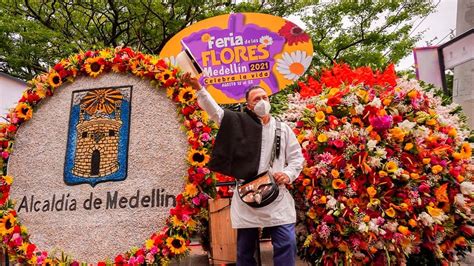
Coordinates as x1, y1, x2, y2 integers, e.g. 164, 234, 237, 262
181, 72, 224, 125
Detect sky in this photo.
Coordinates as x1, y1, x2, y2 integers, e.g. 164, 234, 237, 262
397, 0, 458, 70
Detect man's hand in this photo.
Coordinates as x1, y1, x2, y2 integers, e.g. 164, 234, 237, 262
273, 172, 290, 185
181, 72, 201, 91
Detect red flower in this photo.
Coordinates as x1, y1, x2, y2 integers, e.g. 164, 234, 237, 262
278, 21, 310, 46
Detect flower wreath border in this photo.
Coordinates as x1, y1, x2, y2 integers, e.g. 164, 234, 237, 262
0, 47, 217, 265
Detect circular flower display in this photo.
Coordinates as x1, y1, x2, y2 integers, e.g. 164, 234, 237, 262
279, 64, 473, 265
0, 47, 218, 265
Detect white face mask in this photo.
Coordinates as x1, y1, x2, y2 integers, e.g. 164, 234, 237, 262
253, 100, 271, 117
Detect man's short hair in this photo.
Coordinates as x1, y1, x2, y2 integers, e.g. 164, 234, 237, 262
245, 85, 264, 101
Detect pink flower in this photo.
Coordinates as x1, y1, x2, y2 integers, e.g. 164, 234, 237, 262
200, 133, 211, 142
369, 115, 392, 132
1, 152, 9, 159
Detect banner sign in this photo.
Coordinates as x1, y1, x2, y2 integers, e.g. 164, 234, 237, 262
160, 13, 314, 104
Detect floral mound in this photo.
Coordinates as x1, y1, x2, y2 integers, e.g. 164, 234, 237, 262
0, 47, 217, 265
280, 64, 474, 265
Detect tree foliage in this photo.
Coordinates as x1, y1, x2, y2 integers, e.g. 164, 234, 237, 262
0, 0, 435, 81
303, 0, 435, 69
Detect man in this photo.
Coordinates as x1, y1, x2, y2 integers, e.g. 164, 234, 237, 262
182, 73, 304, 266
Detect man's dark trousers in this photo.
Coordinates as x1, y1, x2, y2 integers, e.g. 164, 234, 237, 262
236, 223, 296, 266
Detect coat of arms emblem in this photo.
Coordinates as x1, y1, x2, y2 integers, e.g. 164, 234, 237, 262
64, 86, 132, 186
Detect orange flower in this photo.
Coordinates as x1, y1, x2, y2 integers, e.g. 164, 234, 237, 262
410, 173, 420, 180
366, 186, 377, 198
454, 236, 467, 247
332, 179, 346, 189
385, 207, 396, 218
389, 127, 405, 142
422, 158, 431, 164
408, 219, 417, 227
319, 195, 327, 204
378, 170, 388, 177
398, 225, 410, 236
431, 165, 443, 174
426, 118, 437, 126
435, 183, 449, 203
302, 178, 311, 186
404, 143, 414, 151
331, 169, 340, 178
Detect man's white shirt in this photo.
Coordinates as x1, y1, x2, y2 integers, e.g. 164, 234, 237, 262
197, 89, 304, 228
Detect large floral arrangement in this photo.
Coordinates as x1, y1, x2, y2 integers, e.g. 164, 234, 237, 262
279, 64, 474, 265
0, 47, 217, 265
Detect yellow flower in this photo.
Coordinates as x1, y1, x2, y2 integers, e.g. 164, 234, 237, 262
84, 57, 105, 78
427, 205, 443, 217
170, 215, 185, 227
407, 90, 418, 99
422, 158, 431, 164
166, 235, 187, 255
177, 87, 196, 105
385, 161, 398, 173
356, 89, 369, 102
317, 134, 328, 143
184, 183, 199, 198
0, 213, 16, 236
155, 69, 174, 84
332, 179, 346, 189
385, 207, 396, 218
47, 71, 62, 88
431, 165, 443, 174
389, 127, 406, 142
378, 170, 388, 177
187, 149, 210, 167
146, 239, 154, 250
314, 111, 325, 123
366, 186, 377, 198
307, 208, 317, 220
404, 143, 414, 151
328, 88, 339, 96
15, 102, 33, 121
2, 175, 13, 185
166, 87, 175, 98
461, 142, 472, 159
99, 49, 113, 58
410, 173, 420, 180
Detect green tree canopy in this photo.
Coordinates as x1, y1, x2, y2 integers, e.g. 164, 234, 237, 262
0, 0, 435, 81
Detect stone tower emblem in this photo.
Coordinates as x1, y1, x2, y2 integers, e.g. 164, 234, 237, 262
64, 86, 132, 186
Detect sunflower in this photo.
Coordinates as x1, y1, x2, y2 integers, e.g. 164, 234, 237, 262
47, 71, 62, 88
166, 235, 187, 254
155, 69, 174, 84
187, 149, 210, 167
0, 212, 16, 236
84, 57, 105, 78
184, 183, 199, 198
170, 215, 185, 227
15, 102, 33, 120
177, 87, 196, 105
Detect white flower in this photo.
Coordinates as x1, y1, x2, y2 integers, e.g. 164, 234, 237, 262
367, 140, 378, 151
419, 212, 434, 227
454, 194, 466, 207
164, 56, 177, 67
398, 120, 417, 131
276, 50, 312, 81
358, 222, 368, 233
368, 97, 382, 108
326, 195, 337, 210
354, 104, 364, 115
460, 182, 474, 195
259, 35, 273, 46
368, 220, 379, 233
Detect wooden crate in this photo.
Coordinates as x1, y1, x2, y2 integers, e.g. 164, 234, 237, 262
208, 198, 237, 265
